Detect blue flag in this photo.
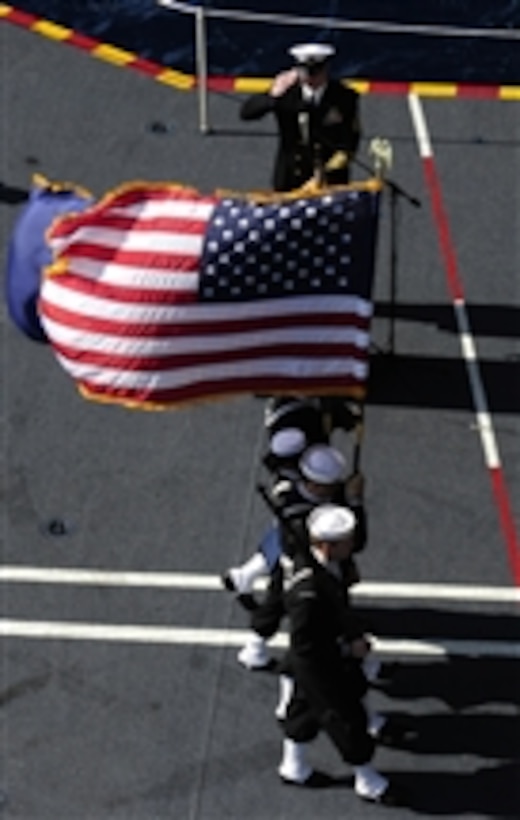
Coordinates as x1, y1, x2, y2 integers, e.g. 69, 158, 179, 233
5, 175, 93, 342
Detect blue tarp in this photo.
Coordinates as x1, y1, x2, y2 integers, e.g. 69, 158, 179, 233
9, 1, 520, 83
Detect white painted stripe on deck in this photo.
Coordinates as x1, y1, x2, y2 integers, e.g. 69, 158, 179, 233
407, 93, 432, 158
407, 96, 503, 475
0, 619, 519, 658
354, 581, 520, 603
1, 566, 519, 602
453, 299, 501, 468
0, 566, 224, 589
369, 636, 520, 659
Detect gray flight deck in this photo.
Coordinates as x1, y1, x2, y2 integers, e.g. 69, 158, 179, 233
1, 20, 519, 820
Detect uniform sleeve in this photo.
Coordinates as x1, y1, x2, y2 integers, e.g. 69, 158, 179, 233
240, 93, 275, 121
328, 84, 361, 156
286, 573, 318, 658
286, 572, 337, 717
280, 515, 308, 559
250, 563, 285, 639
346, 93, 361, 155
351, 504, 367, 553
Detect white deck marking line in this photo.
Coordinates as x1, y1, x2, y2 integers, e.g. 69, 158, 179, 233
407, 92, 500, 470
407, 93, 432, 156
407, 92, 520, 582
0, 566, 224, 589
1, 566, 520, 602
0, 619, 519, 658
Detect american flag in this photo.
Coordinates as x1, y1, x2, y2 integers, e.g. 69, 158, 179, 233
39, 180, 381, 409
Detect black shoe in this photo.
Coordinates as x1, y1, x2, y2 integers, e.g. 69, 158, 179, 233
377, 716, 416, 747
236, 593, 259, 612
370, 661, 398, 688
280, 770, 336, 789
359, 782, 406, 807
221, 573, 259, 611
221, 572, 237, 593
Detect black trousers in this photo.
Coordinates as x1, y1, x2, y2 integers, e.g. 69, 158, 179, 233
250, 564, 285, 639
282, 661, 374, 766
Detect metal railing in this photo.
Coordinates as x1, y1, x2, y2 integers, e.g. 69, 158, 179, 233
158, 1, 520, 132
159, 1, 520, 40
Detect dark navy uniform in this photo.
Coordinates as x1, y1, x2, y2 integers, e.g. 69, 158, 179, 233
281, 550, 374, 765
251, 478, 367, 641
240, 79, 360, 192
264, 396, 329, 446
263, 395, 361, 454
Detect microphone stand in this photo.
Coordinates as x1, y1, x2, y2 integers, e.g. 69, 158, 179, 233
352, 154, 421, 355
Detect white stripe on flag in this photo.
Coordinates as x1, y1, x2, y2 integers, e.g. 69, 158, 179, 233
42, 281, 373, 324
54, 353, 370, 389
42, 318, 370, 356
107, 200, 216, 220
52, 228, 207, 255
66, 258, 200, 290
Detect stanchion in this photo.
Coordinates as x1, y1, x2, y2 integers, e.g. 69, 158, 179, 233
357, 138, 421, 355
195, 5, 210, 134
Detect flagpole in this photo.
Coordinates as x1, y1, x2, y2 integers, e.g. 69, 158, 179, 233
351, 403, 365, 473
195, 5, 210, 134
309, 159, 367, 473
356, 139, 421, 355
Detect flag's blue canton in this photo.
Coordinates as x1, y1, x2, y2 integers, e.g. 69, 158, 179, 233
199, 189, 378, 303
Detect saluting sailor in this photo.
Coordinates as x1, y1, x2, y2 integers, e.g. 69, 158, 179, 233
240, 42, 361, 192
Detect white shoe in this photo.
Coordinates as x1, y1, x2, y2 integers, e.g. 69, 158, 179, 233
225, 567, 249, 595
237, 637, 273, 670
362, 654, 382, 684
354, 764, 389, 801
278, 739, 313, 784
224, 552, 270, 596
367, 711, 387, 739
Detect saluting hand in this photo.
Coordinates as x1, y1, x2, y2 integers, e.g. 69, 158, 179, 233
270, 69, 300, 97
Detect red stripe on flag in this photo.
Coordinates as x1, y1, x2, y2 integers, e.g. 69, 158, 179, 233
41, 297, 370, 337
53, 242, 200, 271
41, 281, 197, 308
50, 340, 368, 371
79, 375, 367, 407
49, 212, 211, 238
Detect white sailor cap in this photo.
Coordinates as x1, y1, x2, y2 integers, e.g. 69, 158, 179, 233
299, 444, 347, 484
269, 427, 307, 459
307, 503, 356, 542
289, 42, 335, 66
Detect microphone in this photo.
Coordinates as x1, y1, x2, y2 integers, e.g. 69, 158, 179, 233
368, 137, 393, 178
